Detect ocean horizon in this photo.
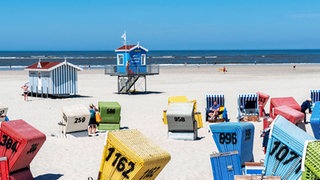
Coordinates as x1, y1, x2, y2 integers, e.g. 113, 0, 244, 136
0, 49, 320, 70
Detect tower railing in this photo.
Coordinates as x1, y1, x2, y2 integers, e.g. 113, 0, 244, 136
104, 64, 159, 75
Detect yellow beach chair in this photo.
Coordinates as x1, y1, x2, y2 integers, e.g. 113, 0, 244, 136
162, 96, 203, 129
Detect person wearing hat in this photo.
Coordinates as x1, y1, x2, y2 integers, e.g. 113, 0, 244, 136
301, 98, 312, 124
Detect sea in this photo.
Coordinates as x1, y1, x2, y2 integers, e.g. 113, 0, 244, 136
0, 49, 320, 70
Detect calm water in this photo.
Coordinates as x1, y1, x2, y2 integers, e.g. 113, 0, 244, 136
0, 49, 320, 70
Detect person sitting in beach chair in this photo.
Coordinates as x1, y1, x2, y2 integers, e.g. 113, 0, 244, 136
206, 94, 227, 122
208, 101, 220, 121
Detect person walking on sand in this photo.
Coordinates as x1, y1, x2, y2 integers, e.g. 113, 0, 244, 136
88, 103, 99, 136
21, 84, 29, 101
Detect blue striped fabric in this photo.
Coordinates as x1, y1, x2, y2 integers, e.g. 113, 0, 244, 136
206, 94, 225, 109
238, 94, 258, 116
311, 90, 320, 103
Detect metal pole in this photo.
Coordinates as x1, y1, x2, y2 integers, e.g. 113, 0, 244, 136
117, 76, 120, 94
145, 75, 147, 93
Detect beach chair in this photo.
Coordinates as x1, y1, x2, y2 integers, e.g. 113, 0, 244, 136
264, 116, 315, 179
162, 96, 203, 129
301, 140, 320, 180
237, 94, 259, 122
205, 94, 228, 122
0, 120, 46, 173
98, 101, 121, 131
59, 104, 91, 137
166, 102, 198, 140
98, 129, 170, 180
209, 122, 255, 166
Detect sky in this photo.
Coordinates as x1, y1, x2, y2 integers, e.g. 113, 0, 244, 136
0, 0, 320, 50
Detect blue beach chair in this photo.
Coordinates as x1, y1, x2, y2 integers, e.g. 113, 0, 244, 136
205, 94, 228, 122
237, 93, 259, 121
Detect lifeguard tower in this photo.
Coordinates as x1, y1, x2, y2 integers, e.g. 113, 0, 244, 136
105, 34, 159, 94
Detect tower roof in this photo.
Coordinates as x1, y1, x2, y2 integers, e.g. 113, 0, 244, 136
115, 44, 148, 52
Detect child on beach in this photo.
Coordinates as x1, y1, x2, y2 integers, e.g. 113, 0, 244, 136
21, 83, 29, 101
88, 103, 99, 136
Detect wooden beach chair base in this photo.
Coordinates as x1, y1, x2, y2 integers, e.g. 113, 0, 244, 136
207, 118, 225, 123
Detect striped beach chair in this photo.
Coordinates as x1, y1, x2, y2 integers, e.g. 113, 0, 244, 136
237, 93, 259, 121
311, 90, 320, 110
311, 90, 320, 103
205, 94, 227, 122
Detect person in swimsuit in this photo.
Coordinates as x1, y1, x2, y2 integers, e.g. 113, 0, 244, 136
21, 84, 29, 101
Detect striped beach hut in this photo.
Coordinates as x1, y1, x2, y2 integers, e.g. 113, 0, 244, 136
24, 60, 83, 97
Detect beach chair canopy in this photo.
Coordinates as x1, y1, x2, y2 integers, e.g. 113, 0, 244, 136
311, 90, 320, 103
238, 94, 259, 117
269, 97, 300, 119
206, 94, 225, 109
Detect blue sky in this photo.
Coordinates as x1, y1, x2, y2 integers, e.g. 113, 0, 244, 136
0, 0, 320, 50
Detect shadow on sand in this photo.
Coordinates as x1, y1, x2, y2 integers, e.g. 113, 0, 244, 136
34, 173, 64, 180
114, 91, 164, 95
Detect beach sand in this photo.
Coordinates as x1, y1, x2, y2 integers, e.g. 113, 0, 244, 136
0, 64, 318, 179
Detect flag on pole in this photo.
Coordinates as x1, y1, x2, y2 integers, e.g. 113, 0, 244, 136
37, 58, 42, 68
121, 32, 126, 41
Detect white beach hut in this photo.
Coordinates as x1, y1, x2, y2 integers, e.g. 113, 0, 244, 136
24, 60, 83, 97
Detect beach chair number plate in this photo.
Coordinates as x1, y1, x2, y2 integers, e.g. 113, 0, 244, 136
27, 143, 39, 154
219, 133, 237, 144
106, 108, 116, 114
269, 140, 301, 174
140, 166, 161, 179
105, 146, 162, 179
105, 147, 135, 179
0, 134, 18, 153
245, 129, 251, 140
74, 117, 85, 124
174, 117, 185, 122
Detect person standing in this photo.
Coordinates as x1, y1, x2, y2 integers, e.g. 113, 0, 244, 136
21, 84, 29, 101
88, 103, 99, 136
301, 98, 312, 124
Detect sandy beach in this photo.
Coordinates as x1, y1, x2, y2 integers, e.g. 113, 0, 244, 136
0, 64, 318, 180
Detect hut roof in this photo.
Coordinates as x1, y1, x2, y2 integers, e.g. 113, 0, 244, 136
25, 61, 83, 72
115, 44, 148, 52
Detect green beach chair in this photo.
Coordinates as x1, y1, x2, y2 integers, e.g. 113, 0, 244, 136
98, 101, 121, 130
302, 141, 320, 180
